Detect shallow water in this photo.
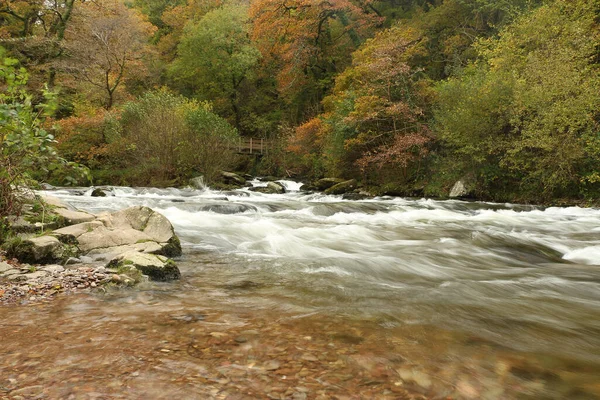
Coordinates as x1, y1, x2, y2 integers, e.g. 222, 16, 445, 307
1, 184, 599, 399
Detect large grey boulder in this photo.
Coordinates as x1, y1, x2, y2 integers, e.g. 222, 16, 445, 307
324, 179, 358, 195
0, 262, 13, 273
107, 251, 180, 281
52, 206, 182, 258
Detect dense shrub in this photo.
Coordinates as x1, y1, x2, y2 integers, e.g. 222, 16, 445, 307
120, 90, 239, 184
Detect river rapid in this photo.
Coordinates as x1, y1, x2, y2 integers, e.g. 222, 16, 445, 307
1, 183, 599, 399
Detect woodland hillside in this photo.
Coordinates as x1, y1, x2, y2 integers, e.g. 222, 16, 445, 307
1, 0, 599, 205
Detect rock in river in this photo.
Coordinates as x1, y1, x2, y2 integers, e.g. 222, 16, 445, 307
107, 251, 180, 281
52, 206, 182, 258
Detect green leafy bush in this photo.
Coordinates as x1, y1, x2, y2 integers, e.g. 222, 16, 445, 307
120, 90, 239, 184
0, 48, 88, 241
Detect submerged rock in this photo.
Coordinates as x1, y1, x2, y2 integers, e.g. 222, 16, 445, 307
107, 251, 180, 281
91, 188, 111, 197
267, 181, 285, 194
199, 203, 257, 214
342, 192, 370, 201
299, 183, 317, 192
250, 181, 285, 194
189, 176, 206, 190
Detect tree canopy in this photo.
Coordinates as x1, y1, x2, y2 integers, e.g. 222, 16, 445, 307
0, 0, 598, 204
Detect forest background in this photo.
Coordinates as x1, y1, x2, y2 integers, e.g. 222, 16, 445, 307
1, 0, 599, 211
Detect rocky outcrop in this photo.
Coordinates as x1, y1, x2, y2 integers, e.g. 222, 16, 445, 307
324, 179, 358, 195
221, 171, 247, 186
6, 201, 182, 286
53, 208, 95, 225
2, 197, 184, 305
52, 206, 182, 259
314, 178, 346, 191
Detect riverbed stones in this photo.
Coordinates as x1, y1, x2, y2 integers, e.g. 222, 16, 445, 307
0, 263, 115, 304
107, 251, 180, 281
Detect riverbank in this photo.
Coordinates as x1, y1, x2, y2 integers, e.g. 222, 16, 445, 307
0, 193, 183, 305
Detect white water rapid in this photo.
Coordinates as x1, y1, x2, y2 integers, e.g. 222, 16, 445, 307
40, 184, 600, 398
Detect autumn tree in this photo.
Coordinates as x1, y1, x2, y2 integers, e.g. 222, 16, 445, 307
133, 0, 225, 61
249, 0, 382, 119
169, 4, 260, 130
60, 0, 155, 109
0, 0, 80, 88
289, 23, 432, 182
435, 0, 600, 201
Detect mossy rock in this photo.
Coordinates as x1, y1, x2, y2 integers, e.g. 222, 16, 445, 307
160, 235, 182, 257
6, 236, 75, 264
107, 252, 180, 282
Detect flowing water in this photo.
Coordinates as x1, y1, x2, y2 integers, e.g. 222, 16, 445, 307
1, 183, 600, 399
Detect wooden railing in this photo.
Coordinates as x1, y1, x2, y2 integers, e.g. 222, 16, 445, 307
236, 137, 269, 155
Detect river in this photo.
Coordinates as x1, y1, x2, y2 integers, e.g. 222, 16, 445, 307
1, 182, 599, 399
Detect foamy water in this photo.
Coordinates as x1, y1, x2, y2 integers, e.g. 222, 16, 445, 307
46, 186, 600, 368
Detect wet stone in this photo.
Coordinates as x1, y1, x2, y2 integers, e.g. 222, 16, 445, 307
0, 262, 12, 273
40, 265, 65, 274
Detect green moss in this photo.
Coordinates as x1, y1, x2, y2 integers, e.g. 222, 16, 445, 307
2, 236, 24, 259
116, 265, 143, 283
160, 235, 182, 257
62, 244, 80, 261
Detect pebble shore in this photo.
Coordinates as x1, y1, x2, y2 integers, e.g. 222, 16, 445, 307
0, 259, 137, 305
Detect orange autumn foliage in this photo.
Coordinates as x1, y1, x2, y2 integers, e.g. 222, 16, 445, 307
249, 0, 382, 99
288, 117, 328, 155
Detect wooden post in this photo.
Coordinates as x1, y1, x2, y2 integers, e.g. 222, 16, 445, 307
260, 138, 263, 154
250, 137, 253, 154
